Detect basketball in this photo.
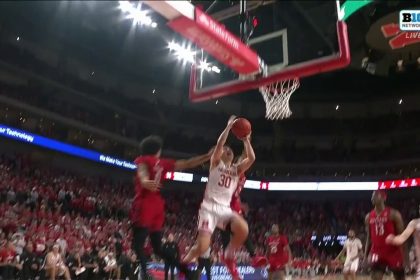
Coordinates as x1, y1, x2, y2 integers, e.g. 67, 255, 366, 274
232, 118, 251, 139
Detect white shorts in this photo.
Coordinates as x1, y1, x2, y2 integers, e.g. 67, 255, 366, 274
198, 200, 235, 234
343, 258, 359, 273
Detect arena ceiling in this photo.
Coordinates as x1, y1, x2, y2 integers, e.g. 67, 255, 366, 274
0, 1, 418, 104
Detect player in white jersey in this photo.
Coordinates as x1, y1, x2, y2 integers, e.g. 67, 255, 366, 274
181, 116, 255, 280
386, 204, 420, 279
335, 229, 363, 280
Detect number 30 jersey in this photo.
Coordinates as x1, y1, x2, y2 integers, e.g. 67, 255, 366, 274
203, 161, 240, 207
369, 207, 397, 251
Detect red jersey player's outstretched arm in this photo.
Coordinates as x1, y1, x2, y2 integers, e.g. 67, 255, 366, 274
363, 213, 370, 261
137, 164, 160, 192
386, 220, 416, 246
174, 149, 213, 171
210, 115, 236, 169
237, 134, 255, 175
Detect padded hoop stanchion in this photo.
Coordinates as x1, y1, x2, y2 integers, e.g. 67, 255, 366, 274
189, 21, 351, 103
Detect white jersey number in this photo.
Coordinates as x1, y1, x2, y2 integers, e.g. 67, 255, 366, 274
375, 223, 385, 236
270, 245, 277, 254
218, 174, 232, 188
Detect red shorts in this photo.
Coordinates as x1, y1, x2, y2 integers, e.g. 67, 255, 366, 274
268, 256, 287, 272
131, 197, 165, 231
370, 246, 404, 271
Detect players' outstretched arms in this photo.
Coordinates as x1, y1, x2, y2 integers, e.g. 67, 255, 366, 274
237, 134, 255, 175
210, 115, 236, 168
363, 213, 370, 261
174, 149, 213, 171
386, 220, 416, 246
137, 164, 160, 192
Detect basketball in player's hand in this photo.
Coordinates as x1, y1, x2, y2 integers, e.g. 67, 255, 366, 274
231, 118, 251, 139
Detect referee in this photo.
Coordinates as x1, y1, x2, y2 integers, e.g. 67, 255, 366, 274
196, 247, 212, 280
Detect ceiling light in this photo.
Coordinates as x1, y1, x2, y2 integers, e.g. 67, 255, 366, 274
119, 1, 156, 27
118, 1, 133, 13
198, 60, 211, 72
336, 105, 340, 111
398, 99, 403, 105
211, 65, 221, 73
168, 41, 195, 64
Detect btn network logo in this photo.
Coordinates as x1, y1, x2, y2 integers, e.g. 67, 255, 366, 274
400, 10, 420, 31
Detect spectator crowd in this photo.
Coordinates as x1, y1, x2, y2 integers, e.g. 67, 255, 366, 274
0, 153, 418, 279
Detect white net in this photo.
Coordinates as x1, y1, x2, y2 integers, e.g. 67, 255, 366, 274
259, 78, 300, 120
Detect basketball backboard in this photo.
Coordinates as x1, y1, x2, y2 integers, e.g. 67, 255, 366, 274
144, 0, 350, 117
188, 0, 349, 101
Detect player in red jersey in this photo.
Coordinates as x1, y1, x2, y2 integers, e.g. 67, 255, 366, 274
266, 224, 292, 280
364, 190, 406, 280
220, 151, 267, 268
130, 135, 211, 280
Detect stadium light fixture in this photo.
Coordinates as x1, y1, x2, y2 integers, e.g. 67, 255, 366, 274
168, 41, 195, 64
118, 1, 157, 28
169, 41, 221, 73
198, 60, 211, 72
211, 65, 221, 73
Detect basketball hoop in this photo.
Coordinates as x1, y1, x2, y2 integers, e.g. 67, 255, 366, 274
259, 78, 300, 120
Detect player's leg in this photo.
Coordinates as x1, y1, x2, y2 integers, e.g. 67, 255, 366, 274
204, 258, 212, 280
149, 231, 165, 258
196, 258, 205, 279
349, 259, 359, 280
342, 260, 350, 280
184, 231, 212, 264
224, 213, 249, 256
370, 269, 384, 280
183, 209, 214, 264
244, 237, 255, 257
220, 225, 231, 251
389, 250, 405, 280
279, 269, 286, 280
132, 226, 150, 279
391, 269, 405, 280
222, 213, 248, 279
149, 201, 171, 261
